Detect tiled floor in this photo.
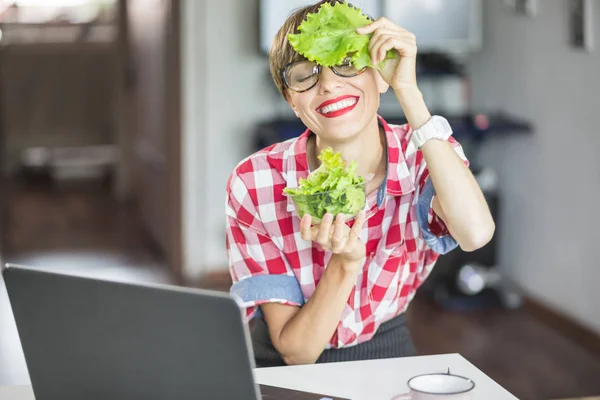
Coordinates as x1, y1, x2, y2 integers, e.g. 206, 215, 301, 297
1, 178, 600, 400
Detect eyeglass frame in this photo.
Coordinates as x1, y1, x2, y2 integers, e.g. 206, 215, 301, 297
279, 58, 368, 93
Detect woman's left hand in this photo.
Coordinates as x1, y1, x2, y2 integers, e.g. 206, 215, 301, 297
357, 18, 418, 91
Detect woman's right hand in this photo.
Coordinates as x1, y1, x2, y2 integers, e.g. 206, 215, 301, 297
300, 211, 367, 266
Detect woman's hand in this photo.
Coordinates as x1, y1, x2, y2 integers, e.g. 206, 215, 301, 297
357, 18, 418, 92
300, 212, 367, 265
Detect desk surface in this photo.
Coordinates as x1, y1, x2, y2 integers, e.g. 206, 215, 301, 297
0, 354, 516, 400
254, 354, 516, 400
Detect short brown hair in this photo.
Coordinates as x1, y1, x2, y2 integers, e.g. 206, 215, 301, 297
268, 0, 344, 100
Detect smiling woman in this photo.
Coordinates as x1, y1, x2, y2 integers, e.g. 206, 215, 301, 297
226, 0, 494, 368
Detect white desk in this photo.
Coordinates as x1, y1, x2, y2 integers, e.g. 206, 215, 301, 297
0, 354, 517, 400
255, 354, 516, 399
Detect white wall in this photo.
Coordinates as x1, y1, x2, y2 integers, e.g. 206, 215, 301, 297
181, 0, 207, 279
203, 0, 294, 269
468, 0, 600, 333
181, 0, 289, 277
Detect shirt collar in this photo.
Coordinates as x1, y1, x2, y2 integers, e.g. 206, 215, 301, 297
284, 115, 415, 212
378, 115, 416, 197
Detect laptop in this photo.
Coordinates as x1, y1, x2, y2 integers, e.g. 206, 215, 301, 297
3, 264, 349, 400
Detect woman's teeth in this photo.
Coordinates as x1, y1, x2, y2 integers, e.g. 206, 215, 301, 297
319, 98, 357, 114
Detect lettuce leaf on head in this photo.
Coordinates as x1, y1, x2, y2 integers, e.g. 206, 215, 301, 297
284, 148, 366, 221
287, 1, 395, 70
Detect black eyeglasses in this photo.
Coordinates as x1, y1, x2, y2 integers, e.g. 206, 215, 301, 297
280, 58, 367, 93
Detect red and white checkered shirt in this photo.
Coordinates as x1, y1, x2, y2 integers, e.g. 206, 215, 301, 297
226, 116, 468, 349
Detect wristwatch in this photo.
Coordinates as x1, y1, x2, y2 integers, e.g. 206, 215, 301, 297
410, 116, 453, 148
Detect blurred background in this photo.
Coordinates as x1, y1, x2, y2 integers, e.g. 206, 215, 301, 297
0, 0, 599, 399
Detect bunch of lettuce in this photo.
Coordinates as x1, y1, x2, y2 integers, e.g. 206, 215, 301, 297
284, 148, 365, 221
288, 1, 395, 70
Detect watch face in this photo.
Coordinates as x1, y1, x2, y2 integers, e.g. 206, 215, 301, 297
412, 116, 452, 148
432, 116, 451, 134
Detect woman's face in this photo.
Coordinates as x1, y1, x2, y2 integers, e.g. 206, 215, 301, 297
286, 65, 389, 143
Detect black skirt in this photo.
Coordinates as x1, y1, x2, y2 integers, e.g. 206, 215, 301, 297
250, 313, 417, 368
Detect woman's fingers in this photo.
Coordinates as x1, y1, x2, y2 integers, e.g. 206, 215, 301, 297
357, 17, 410, 35
331, 214, 348, 253
377, 37, 397, 65
300, 214, 313, 241
368, 28, 394, 64
344, 211, 366, 251
369, 30, 416, 64
302, 212, 366, 258
315, 213, 334, 245
356, 17, 395, 34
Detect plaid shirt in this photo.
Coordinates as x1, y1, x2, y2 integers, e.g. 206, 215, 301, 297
226, 116, 468, 349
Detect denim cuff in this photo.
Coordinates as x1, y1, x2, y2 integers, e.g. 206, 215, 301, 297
416, 178, 459, 255
230, 274, 305, 319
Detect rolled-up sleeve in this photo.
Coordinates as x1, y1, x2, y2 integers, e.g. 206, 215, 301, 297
415, 136, 470, 255
226, 173, 304, 320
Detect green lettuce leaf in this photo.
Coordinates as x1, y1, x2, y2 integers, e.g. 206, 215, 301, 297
284, 147, 366, 220
287, 1, 395, 70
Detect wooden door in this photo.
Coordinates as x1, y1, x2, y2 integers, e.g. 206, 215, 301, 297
123, 0, 181, 275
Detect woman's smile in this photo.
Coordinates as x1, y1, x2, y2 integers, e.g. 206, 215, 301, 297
316, 95, 360, 118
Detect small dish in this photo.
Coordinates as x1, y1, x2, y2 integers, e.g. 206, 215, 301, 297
284, 181, 366, 223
